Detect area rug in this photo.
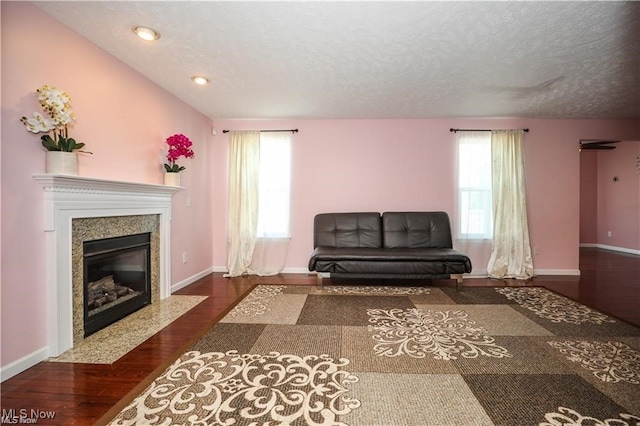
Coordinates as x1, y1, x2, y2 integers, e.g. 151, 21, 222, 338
107, 285, 640, 425
50, 295, 208, 364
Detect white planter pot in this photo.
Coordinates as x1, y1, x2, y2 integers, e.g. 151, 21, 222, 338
163, 172, 181, 186
46, 151, 78, 175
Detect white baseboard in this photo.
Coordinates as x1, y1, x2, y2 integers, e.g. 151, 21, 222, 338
460, 269, 580, 278
171, 266, 214, 293
534, 269, 581, 276
465, 268, 488, 278
281, 267, 314, 274
210, 266, 318, 275
580, 243, 640, 256
209, 266, 582, 277
1, 346, 49, 383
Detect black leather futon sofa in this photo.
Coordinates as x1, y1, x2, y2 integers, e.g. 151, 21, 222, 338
308, 211, 472, 288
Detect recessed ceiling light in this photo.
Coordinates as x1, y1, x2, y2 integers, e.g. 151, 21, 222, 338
191, 76, 210, 85
132, 26, 160, 41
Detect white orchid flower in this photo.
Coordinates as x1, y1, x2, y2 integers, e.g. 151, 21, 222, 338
42, 97, 67, 113
22, 85, 86, 153
21, 112, 54, 133
38, 87, 71, 112
51, 110, 75, 127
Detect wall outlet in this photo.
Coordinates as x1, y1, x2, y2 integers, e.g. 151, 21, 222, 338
182, 252, 188, 263
186, 196, 191, 207
534, 246, 540, 255
607, 231, 612, 237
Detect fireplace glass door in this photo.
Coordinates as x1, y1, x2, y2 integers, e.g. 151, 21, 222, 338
83, 233, 151, 337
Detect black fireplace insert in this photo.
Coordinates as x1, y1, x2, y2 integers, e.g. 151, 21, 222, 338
83, 232, 151, 337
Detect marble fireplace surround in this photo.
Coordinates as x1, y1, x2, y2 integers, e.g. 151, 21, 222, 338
72, 215, 160, 343
34, 174, 179, 357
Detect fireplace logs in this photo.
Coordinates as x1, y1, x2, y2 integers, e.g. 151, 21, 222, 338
86, 275, 139, 311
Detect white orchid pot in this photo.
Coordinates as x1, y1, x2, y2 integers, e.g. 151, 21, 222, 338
163, 172, 181, 186
46, 151, 78, 175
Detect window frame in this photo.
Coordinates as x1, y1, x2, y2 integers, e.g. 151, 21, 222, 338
456, 132, 493, 240
255, 132, 292, 239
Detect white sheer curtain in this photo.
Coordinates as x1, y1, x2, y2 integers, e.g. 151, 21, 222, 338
225, 131, 292, 277
224, 131, 260, 277
249, 132, 292, 276
487, 130, 534, 279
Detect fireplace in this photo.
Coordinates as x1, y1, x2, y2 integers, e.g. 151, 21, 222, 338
83, 233, 152, 337
34, 174, 179, 357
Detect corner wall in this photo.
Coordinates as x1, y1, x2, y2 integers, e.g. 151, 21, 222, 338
596, 141, 640, 252
1, 2, 214, 377
579, 151, 599, 244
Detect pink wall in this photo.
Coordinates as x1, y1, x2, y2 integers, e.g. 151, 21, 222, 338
596, 141, 640, 250
580, 151, 599, 244
211, 118, 639, 274
3, 1, 640, 377
1, 3, 214, 370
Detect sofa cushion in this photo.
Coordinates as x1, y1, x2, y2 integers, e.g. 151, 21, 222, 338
382, 211, 453, 249
309, 247, 472, 273
315, 260, 463, 276
313, 212, 382, 248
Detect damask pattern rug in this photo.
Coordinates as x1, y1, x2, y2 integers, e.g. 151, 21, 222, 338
108, 285, 640, 425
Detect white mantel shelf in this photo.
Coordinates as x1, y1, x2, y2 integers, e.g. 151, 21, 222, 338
33, 173, 179, 357
33, 173, 182, 194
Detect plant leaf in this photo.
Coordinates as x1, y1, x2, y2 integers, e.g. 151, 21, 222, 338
41, 135, 60, 151
59, 138, 70, 152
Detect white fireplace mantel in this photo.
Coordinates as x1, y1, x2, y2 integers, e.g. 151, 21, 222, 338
33, 174, 180, 357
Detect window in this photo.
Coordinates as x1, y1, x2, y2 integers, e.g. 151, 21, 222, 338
457, 132, 492, 239
256, 132, 292, 238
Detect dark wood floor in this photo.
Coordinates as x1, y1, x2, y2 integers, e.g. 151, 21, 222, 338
1, 247, 638, 425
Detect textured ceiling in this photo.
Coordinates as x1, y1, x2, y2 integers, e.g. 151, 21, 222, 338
34, 1, 640, 120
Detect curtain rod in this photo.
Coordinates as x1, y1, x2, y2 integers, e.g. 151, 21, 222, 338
450, 128, 529, 133
222, 129, 299, 134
